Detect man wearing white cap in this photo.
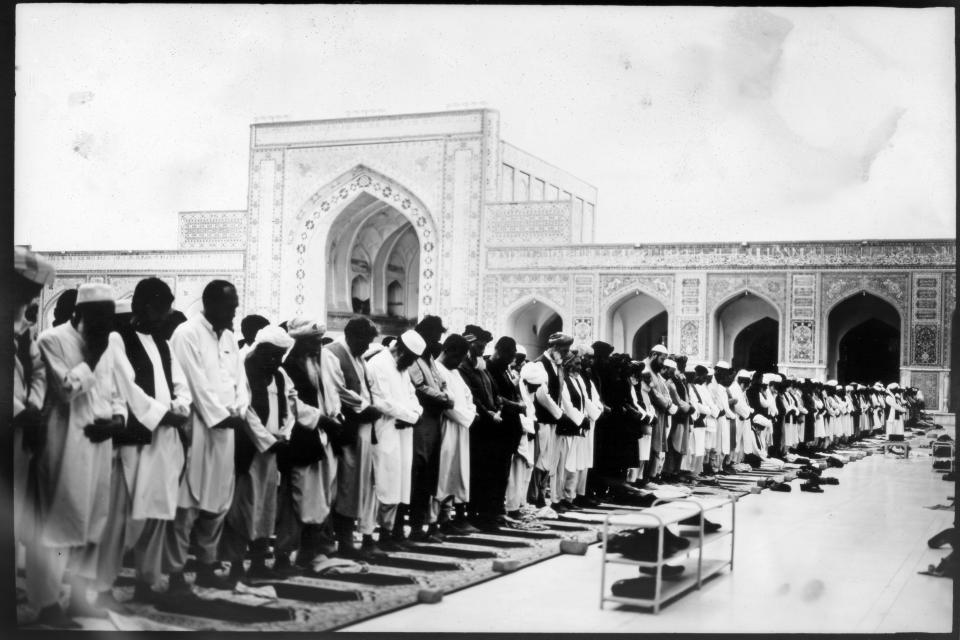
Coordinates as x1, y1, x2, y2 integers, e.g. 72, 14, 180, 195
167, 280, 248, 594
220, 325, 303, 584
506, 361, 547, 519
31, 283, 158, 625
531, 332, 573, 511
885, 383, 905, 441
276, 318, 343, 573
709, 362, 736, 472
641, 346, 676, 481
366, 330, 425, 550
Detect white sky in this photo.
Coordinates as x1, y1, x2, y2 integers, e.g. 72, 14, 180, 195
14, 4, 956, 250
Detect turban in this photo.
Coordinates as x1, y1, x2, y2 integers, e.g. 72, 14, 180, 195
650, 344, 668, 355
591, 341, 614, 358
715, 360, 732, 370
77, 283, 115, 304
287, 317, 326, 338
752, 415, 773, 429
887, 382, 900, 391
252, 325, 295, 351
694, 364, 709, 375
520, 361, 548, 385
736, 369, 753, 380
547, 332, 574, 347
415, 315, 447, 335
761, 373, 776, 385
463, 324, 492, 343
14, 247, 55, 286
399, 329, 427, 357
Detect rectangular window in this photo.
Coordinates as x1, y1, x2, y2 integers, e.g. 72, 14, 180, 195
573, 197, 584, 242
501, 164, 514, 201
518, 172, 530, 201
548, 184, 560, 200
532, 178, 545, 201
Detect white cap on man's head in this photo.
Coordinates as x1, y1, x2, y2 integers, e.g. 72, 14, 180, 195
650, 344, 668, 355
663, 358, 677, 369
400, 329, 427, 357
253, 325, 295, 351
715, 360, 732, 370
520, 361, 548, 385
76, 283, 115, 304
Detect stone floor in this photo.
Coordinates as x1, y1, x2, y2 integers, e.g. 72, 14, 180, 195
344, 430, 956, 633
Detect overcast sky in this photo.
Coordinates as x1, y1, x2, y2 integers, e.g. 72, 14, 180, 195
15, 5, 955, 251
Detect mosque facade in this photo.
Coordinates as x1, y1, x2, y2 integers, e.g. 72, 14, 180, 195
34, 109, 956, 413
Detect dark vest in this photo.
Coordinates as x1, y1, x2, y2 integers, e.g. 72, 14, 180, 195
118, 325, 175, 444
237, 358, 287, 475
282, 353, 323, 409
326, 341, 367, 397
534, 355, 562, 424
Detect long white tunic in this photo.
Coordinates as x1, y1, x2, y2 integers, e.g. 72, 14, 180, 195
436, 364, 476, 503
171, 315, 247, 514
14, 321, 46, 542
367, 349, 423, 506
36, 326, 155, 548
128, 332, 192, 520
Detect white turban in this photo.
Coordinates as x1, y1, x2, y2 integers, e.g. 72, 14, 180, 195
761, 373, 777, 385
752, 415, 773, 429
287, 317, 326, 338
399, 329, 427, 357
520, 361, 548, 385
252, 325, 295, 351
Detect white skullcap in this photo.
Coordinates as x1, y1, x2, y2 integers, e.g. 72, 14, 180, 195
736, 369, 752, 379
761, 373, 776, 385
115, 299, 132, 314
287, 317, 326, 338
253, 325, 295, 351
844, 385, 853, 390
76, 283, 115, 304
826, 379, 838, 386
14, 247, 56, 286
520, 361, 548, 385
515, 344, 527, 356
887, 382, 900, 391
752, 415, 773, 429
650, 344, 668, 355
663, 358, 677, 369
715, 360, 732, 370
399, 329, 426, 357
483, 341, 496, 357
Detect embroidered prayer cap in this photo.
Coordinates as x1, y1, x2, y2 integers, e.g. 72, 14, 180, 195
14, 246, 56, 286
520, 361, 549, 385
547, 332, 574, 347
515, 344, 527, 356
715, 360, 732, 370
399, 329, 427, 357
591, 341, 614, 358
650, 344, 668, 355
253, 325, 295, 351
76, 283, 115, 304
287, 317, 327, 338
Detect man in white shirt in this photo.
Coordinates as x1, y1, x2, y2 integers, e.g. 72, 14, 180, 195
96, 278, 192, 607
30, 284, 144, 625
366, 330, 426, 550
167, 280, 248, 594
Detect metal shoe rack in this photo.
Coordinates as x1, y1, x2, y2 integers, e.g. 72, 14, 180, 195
599, 495, 737, 614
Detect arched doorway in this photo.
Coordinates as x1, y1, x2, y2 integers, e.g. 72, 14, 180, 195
715, 291, 779, 371
607, 291, 669, 358
326, 192, 420, 336
631, 311, 669, 359
506, 299, 564, 360
827, 292, 900, 384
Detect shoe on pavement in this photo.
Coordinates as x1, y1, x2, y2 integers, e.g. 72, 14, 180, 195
35, 604, 81, 629
800, 482, 824, 493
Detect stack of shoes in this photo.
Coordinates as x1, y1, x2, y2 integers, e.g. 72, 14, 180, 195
608, 528, 690, 562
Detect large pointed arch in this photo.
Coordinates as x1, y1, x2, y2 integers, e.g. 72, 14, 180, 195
598, 281, 672, 350
712, 288, 783, 369
504, 295, 567, 360
286, 165, 439, 321
825, 290, 903, 383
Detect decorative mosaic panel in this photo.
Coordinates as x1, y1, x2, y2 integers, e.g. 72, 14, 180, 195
246, 151, 285, 318
790, 274, 817, 362
178, 211, 247, 249
912, 273, 942, 323
679, 319, 699, 357
573, 316, 594, 345
790, 320, 815, 362
913, 324, 939, 366
441, 139, 484, 321
486, 241, 955, 271
485, 202, 572, 246
482, 275, 499, 334
499, 273, 570, 312
573, 274, 595, 317
706, 274, 787, 313
680, 278, 700, 316
944, 272, 956, 360
821, 273, 908, 314
911, 371, 940, 409
599, 274, 673, 307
